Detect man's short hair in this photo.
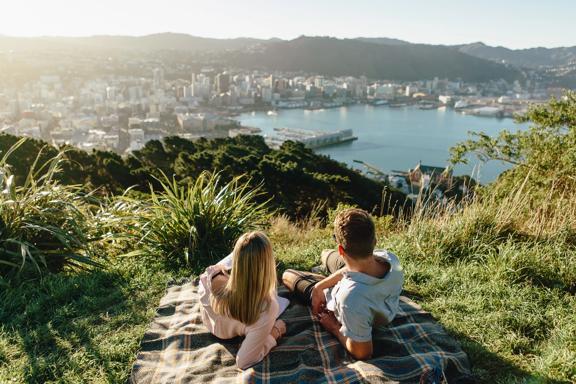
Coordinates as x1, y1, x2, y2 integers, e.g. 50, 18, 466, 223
334, 208, 376, 259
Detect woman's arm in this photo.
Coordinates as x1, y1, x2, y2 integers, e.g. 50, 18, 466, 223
236, 300, 282, 369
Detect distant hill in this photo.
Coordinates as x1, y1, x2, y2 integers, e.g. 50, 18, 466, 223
355, 37, 410, 46
0, 33, 269, 52
0, 33, 523, 81
225, 36, 520, 82
454, 42, 576, 68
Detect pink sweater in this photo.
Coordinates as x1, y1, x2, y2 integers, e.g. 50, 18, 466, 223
198, 264, 279, 369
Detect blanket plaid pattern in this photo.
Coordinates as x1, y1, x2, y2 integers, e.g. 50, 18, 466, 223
130, 280, 475, 384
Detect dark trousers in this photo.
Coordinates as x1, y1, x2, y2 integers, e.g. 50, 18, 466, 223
290, 250, 345, 305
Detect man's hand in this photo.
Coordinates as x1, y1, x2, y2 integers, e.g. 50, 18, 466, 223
311, 285, 327, 315
317, 310, 341, 335
318, 311, 373, 360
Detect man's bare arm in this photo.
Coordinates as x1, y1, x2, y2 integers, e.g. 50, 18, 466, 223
315, 267, 346, 291
311, 267, 346, 314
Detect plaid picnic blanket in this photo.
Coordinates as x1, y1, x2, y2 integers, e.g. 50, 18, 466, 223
130, 280, 475, 384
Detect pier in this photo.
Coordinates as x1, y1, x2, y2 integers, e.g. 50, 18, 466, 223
267, 128, 357, 149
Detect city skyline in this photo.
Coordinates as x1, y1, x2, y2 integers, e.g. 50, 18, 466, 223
1, 0, 575, 49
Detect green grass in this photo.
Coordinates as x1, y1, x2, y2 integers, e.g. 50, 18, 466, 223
0, 255, 181, 383
0, 168, 274, 383
2, 93, 576, 382
271, 218, 575, 383
1, 215, 574, 383
1, 186, 575, 383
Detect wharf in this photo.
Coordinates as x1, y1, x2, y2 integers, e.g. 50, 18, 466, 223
266, 128, 357, 149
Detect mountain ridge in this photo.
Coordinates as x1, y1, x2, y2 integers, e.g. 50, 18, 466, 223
3, 33, 573, 79
223, 36, 520, 82
452, 41, 576, 68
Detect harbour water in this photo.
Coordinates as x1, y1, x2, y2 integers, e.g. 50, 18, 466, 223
238, 105, 529, 183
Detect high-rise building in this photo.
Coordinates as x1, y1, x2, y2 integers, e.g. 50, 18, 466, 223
153, 68, 165, 90
106, 86, 116, 100
215, 72, 230, 94
261, 87, 273, 103
405, 85, 412, 97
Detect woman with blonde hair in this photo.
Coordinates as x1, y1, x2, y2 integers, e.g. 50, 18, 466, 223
198, 231, 287, 369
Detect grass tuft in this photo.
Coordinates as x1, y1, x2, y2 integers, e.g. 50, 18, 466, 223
127, 171, 272, 272
0, 139, 99, 279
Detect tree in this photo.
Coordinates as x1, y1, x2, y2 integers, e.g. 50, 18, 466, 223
0, 133, 408, 219
450, 91, 576, 199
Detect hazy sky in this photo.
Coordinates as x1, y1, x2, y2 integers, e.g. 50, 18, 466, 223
2, 0, 574, 49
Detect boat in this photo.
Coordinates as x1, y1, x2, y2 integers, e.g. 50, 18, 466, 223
267, 110, 278, 116
454, 100, 469, 109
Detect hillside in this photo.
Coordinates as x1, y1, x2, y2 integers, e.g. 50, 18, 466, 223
225, 36, 521, 82
454, 41, 576, 68
0, 33, 521, 82
0, 94, 575, 382
354, 37, 410, 46
5, 32, 574, 80
0, 33, 269, 53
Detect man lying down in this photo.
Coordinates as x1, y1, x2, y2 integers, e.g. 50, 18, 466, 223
283, 208, 404, 360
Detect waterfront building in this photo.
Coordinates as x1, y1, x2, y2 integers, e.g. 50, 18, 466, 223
261, 87, 273, 103
408, 162, 452, 188
405, 86, 413, 97
270, 128, 357, 149
373, 84, 396, 99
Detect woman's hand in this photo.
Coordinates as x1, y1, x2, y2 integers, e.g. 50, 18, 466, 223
271, 319, 286, 340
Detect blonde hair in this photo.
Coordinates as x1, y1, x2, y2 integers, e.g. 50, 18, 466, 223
211, 231, 277, 325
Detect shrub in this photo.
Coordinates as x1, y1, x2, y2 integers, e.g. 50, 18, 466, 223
132, 171, 272, 271
0, 140, 99, 279
450, 91, 576, 237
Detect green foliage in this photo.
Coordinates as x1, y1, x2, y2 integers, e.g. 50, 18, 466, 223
131, 172, 272, 271
0, 250, 176, 383
0, 140, 99, 278
140, 136, 402, 218
450, 91, 576, 202
0, 133, 405, 219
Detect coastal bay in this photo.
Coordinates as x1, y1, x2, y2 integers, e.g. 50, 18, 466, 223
239, 105, 529, 183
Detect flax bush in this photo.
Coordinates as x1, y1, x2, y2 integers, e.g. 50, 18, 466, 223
0, 140, 98, 279
129, 171, 272, 271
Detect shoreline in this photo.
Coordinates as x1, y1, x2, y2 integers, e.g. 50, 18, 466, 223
235, 102, 520, 122
237, 103, 527, 184
232, 102, 523, 122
